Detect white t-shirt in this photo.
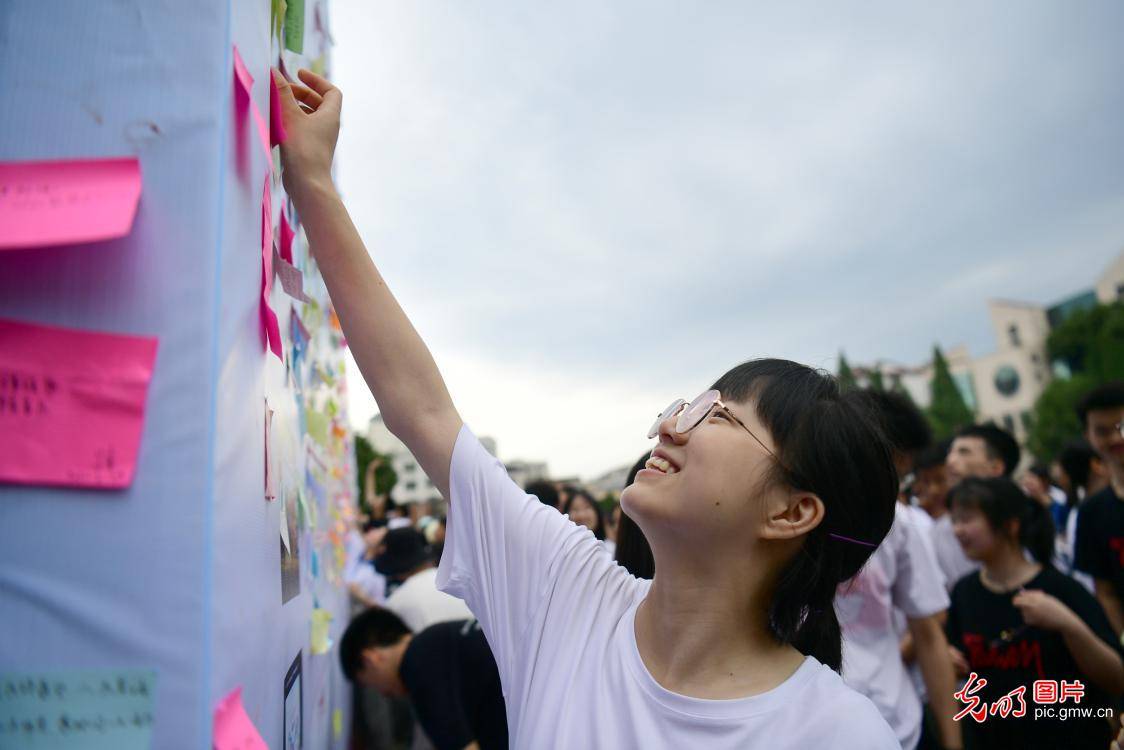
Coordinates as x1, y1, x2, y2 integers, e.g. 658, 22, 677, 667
837, 502, 949, 750
437, 426, 897, 749
930, 514, 978, 592
892, 504, 946, 704
343, 529, 387, 605
385, 566, 472, 632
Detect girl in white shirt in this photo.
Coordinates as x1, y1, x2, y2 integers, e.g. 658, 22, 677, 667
274, 68, 899, 749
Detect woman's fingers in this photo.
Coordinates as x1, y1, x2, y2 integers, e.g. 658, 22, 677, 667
296, 68, 342, 111
271, 69, 302, 117
290, 83, 324, 110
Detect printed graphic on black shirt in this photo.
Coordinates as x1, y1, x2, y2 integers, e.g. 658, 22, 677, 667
1074, 486, 1124, 601
946, 567, 1120, 749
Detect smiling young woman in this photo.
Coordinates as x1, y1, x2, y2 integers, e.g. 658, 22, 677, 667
274, 69, 901, 749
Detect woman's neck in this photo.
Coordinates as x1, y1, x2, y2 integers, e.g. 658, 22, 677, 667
980, 547, 1040, 592
633, 554, 804, 700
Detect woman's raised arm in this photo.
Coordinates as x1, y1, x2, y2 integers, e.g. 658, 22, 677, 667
274, 69, 462, 497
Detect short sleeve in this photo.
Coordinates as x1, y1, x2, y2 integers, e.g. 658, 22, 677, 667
1073, 501, 1107, 579
891, 509, 950, 619
1054, 573, 1124, 658
435, 425, 595, 686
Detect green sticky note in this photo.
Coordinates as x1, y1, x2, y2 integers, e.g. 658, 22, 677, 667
0, 669, 157, 750
305, 408, 329, 447
271, 0, 287, 42
284, 0, 305, 54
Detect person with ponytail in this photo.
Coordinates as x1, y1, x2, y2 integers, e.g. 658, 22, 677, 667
274, 70, 898, 747
945, 478, 1124, 749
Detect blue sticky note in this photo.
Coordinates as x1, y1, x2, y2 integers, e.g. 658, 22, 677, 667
0, 669, 157, 749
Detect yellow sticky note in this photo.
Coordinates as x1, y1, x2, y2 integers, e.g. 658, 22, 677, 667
310, 608, 333, 655
332, 708, 343, 739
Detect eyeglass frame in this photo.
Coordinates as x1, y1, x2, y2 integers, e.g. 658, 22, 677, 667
648, 389, 781, 465
646, 389, 879, 549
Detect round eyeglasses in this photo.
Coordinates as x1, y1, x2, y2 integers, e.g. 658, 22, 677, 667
647, 389, 779, 462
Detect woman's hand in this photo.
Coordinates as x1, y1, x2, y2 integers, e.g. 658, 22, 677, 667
948, 645, 969, 677
271, 68, 341, 201
1012, 589, 1080, 632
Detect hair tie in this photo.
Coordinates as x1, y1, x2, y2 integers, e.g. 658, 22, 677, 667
828, 532, 878, 548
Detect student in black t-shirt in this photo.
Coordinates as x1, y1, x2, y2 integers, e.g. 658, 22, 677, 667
1073, 381, 1124, 639
340, 608, 508, 750
945, 477, 1124, 749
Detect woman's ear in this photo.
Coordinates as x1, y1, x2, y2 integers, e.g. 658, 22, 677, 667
760, 490, 825, 542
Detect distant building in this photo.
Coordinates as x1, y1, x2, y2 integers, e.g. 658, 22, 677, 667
367, 414, 443, 506
367, 414, 547, 503
586, 463, 633, 500
506, 459, 549, 490
858, 249, 1124, 446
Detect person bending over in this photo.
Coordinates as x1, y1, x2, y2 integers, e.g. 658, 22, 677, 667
341, 608, 507, 750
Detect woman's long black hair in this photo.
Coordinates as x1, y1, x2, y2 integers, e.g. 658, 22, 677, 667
710, 359, 899, 672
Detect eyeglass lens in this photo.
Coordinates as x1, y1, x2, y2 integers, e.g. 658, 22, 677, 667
648, 399, 686, 439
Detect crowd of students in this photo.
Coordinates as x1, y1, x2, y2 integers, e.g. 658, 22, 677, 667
273, 69, 1124, 749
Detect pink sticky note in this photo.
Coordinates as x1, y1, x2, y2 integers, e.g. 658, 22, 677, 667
279, 208, 295, 264
0, 318, 158, 489
232, 47, 254, 102
269, 73, 288, 147
213, 686, 268, 750
232, 46, 271, 159
261, 178, 283, 359
274, 247, 312, 303
0, 158, 142, 250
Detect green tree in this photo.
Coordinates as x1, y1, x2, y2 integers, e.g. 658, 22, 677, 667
354, 434, 397, 516
1027, 374, 1095, 461
868, 368, 885, 392
927, 345, 974, 440
1027, 300, 1124, 460
1048, 301, 1124, 383
890, 373, 919, 408
837, 352, 857, 391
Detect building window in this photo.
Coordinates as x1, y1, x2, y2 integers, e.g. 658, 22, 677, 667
1007, 325, 1021, 347
1002, 414, 1015, 434
404, 481, 416, 490
994, 365, 1020, 397
403, 462, 416, 473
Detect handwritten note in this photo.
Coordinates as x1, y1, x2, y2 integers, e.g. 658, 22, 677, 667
284, 0, 305, 54
0, 158, 142, 251
260, 178, 283, 359
310, 609, 333, 655
0, 318, 158, 489
0, 669, 157, 750
274, 248, 312, 303
213, 687, 267, 750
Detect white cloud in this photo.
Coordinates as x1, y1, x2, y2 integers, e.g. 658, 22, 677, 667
332, 0, 1124, 478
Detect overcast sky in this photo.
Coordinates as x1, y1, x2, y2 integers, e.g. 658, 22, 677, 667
330, 1, 1124, 480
